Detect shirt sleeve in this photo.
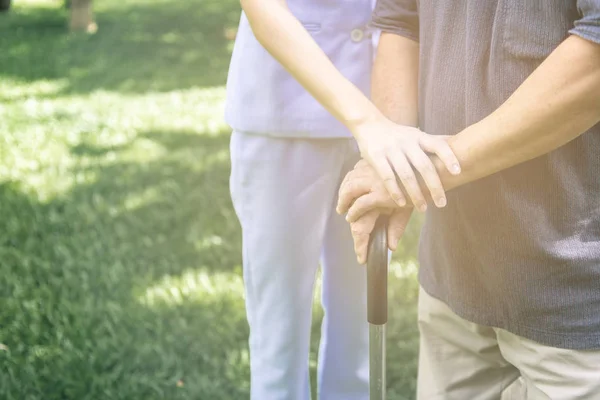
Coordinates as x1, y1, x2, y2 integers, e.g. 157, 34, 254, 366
369, 0, 419, 42
569, 0, 600, 44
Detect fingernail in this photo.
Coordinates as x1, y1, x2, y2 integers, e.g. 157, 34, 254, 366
394, 195, 406, 207
436, 197, 447, 208
419, 203, 427, 212
452, 164, 461, 174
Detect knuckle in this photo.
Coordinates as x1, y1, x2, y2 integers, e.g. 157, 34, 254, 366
371, 191, 386, 200
350, 181, 365, 193
406, 184, 419, 195
349, 209, 361, 219
347, 208, 358, 218
413, 155, 428, 166
419, 164, 436, 175
407, 186, 422, 198
385, 198, 398, 208
351, 224, 365, 235
440, 149, 455, 159
437, 142, 451, 151
379, 194, 394, 204
361, 196, 374, 205
429, 139, 443, 148
391, 193, 403, 202
399, 173, 414, 182
421, 139, 435, 149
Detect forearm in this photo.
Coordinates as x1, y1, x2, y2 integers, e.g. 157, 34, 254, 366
371, 32, 419, 126
340, 21, 600, 224
437, 35, 600, 191
240, 0, 382, 130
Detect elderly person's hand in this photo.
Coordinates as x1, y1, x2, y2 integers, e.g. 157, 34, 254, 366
337, 159, 414, 264
337, 159, 398, 221
349, 208, 413, 264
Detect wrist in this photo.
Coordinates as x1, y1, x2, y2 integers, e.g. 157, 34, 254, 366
345, 106, 386, 140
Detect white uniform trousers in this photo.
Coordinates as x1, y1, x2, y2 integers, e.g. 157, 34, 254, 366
229, 131, 369, 400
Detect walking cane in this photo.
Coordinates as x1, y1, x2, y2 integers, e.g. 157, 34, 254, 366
367, 216, 388, 400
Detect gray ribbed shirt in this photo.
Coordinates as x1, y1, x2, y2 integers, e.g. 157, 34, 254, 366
371, 0, 600, 349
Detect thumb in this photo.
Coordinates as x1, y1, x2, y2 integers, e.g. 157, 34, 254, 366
387, 208, 413, 251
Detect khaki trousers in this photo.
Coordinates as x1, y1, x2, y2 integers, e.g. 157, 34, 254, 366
417, 287, 600, 400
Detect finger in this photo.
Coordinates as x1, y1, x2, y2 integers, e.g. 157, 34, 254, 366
351, 210, 380, 265
387, 152, 427, 212
353, 158, 372, 171
337, 176, 376, 215
337, 164, 371, 214
405, 147, 447, 209
387, 208, 413, 251
369, 156, 406, 208
419, 135, 461, 175
346, 192, 396, 223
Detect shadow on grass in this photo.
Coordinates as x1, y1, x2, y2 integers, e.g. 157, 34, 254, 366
0, 0, 241, 97
0, 128, 421, 399
0, 129, 249, 399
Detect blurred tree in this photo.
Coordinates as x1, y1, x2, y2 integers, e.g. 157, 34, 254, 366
69, 0, 97, 33
0, 0, 11, 12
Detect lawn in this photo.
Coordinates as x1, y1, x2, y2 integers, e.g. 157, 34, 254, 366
0, 1, 422, 398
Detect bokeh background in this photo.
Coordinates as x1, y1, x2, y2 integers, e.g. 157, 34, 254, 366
0, 1, 423, 398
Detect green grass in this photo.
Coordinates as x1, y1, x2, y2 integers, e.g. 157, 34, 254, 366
0, 1, 422, 398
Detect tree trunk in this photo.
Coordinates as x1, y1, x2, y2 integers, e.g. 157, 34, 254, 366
0, 0, 11, 12
69, 0, 97, 33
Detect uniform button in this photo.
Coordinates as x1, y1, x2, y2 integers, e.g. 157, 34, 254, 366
351, 28, 364, 42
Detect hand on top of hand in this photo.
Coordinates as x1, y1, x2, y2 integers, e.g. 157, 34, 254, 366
351, 116, 461, 212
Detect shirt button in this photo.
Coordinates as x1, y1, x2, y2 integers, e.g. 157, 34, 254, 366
351, 28, 364, 42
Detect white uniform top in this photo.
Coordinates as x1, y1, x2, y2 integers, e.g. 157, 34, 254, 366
225, 0, 377, 138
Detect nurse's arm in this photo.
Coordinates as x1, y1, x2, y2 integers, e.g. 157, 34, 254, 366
241, 0, 461, 209
240, 0, 382, 131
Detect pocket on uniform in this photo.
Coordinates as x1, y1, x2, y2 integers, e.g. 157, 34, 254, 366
501, 0, 577, 61
301, 22, 322, 33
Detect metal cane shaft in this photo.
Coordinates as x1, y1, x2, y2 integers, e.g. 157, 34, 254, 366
369, 324, 386, 399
